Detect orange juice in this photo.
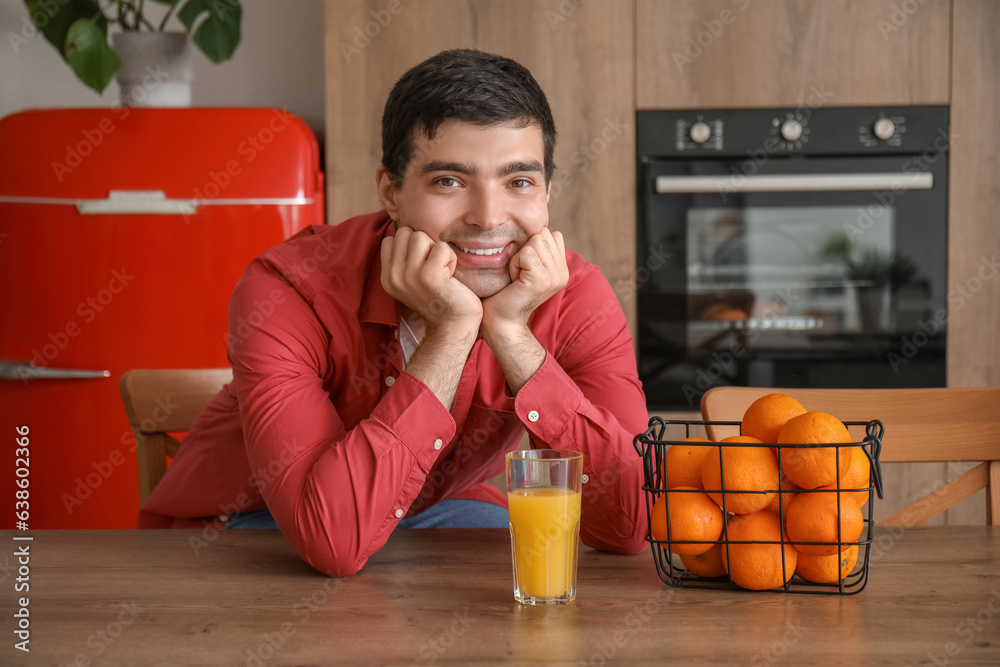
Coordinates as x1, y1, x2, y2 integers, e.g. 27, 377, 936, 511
507, 487, 582, 600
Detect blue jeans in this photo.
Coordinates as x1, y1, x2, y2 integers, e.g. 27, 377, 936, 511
225, 498, 509, 530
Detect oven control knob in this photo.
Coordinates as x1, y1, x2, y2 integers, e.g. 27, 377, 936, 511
873, 117, 896, 140
780, 119, 803, 142
689, 121, 712, 144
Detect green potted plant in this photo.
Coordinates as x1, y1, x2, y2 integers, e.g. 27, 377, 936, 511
823, 232, 917, 332
25, 0, 242, 106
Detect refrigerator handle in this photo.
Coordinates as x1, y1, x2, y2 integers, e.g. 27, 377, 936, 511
76, 190, 197, 215
0, 361, 111, 381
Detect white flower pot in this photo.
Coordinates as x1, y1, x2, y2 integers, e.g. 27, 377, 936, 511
112, 32, 193, 107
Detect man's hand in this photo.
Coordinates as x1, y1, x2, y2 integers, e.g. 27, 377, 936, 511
380, 227, 482, 411
482, 229, 569, 332
481, 229, 569, 394
381, 227, 483, 332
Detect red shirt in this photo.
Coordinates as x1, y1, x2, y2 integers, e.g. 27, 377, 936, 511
140, 211, 649, 575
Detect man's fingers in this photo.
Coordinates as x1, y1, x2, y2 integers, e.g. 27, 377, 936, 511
426, 240, 457, 276
552, 230, 566, 257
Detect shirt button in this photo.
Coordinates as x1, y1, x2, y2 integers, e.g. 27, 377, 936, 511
394, 509, 404, 519
385, 376, 395, 387
581, 474, 589, 484
433, 438, 443, 450
218, 514, 230, 522
528, 410, 540, 423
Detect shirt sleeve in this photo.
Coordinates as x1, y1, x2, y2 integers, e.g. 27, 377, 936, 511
513, 267, 650, 555
227, 257, 455, 576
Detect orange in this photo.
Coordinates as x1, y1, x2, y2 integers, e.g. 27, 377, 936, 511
764, 471, 799, 519
700, 436, 778, 514
722, 510, 797, 590
741, 393, 807, 443
680, 543, 728, 578
705, 306, 748, 321
649, 487, 724, 555
661, 437, 713, 489
795, 545, 859, 584
777, 411, 853, 489
785, 487, 864, 555
838, 446, 872, 509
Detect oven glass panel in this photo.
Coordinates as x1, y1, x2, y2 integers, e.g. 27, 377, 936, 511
687, 205, 898, 353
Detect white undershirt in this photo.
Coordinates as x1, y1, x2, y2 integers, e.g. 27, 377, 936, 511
398, 310, 425, 368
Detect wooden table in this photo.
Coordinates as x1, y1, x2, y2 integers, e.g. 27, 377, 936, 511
3, 527, 999, 665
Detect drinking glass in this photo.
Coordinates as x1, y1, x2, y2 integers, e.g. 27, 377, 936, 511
505, 449, 583, 605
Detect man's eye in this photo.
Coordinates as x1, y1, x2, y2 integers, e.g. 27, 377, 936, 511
435, 177, 459, 187
511, 178, 532, 188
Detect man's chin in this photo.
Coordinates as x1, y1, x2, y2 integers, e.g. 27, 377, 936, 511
456, 270, 511, 299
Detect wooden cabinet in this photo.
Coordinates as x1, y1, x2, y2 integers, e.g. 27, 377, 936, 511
324, 0, 638, 327
637, 0, 951, 109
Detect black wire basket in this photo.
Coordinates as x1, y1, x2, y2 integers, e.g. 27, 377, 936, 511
633, 417, 884, 595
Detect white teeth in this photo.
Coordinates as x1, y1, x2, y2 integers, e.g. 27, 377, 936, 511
458, 245, 504, 256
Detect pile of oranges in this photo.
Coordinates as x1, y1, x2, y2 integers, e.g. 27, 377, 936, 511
649, 393, 872, 591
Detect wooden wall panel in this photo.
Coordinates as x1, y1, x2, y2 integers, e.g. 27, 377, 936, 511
637, 0, 951, 109
947, 0, 1000, 390
943, 0, 1000, 524
324, 0, 638, 328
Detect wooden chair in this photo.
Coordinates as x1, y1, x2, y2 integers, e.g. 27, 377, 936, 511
119, 368, 233, 504
699, 386, 1000, 526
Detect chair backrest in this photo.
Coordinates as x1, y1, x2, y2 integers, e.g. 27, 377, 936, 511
119, 368, 233, 504
699, 386, 1000, 526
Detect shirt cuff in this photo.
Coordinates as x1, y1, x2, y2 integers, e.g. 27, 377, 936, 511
513, 353, 583, 442
370, 371, 456, 471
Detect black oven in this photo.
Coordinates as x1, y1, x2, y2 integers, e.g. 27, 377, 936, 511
636, 106, 949, 409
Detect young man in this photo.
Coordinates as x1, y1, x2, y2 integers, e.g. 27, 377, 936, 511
139, 49, 649, 576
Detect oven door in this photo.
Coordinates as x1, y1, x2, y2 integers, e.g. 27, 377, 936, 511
637, 155, 948, 410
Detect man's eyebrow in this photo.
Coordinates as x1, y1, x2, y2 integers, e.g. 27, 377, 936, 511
498, 160, 544, 177
421, 161, 477, 176
419, 159, 544, 178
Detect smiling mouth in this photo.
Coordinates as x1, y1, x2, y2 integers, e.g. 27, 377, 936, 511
454, 244, 507, 256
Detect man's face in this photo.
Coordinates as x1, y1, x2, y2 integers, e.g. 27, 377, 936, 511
379, 120, 550, 298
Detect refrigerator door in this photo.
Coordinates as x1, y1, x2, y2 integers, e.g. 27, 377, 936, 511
0, 108, 324, 528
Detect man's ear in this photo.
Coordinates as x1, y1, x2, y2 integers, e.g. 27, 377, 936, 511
375, 164, 401, 221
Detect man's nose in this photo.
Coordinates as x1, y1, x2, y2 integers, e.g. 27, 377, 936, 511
465, 185, 505, 231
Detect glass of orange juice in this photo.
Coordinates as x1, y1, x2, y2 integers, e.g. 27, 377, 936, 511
505, 449, 583, 605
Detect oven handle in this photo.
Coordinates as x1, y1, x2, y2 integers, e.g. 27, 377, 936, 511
655, 172, 934, 194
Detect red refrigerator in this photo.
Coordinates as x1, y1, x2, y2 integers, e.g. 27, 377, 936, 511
0, 107, 324, 529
